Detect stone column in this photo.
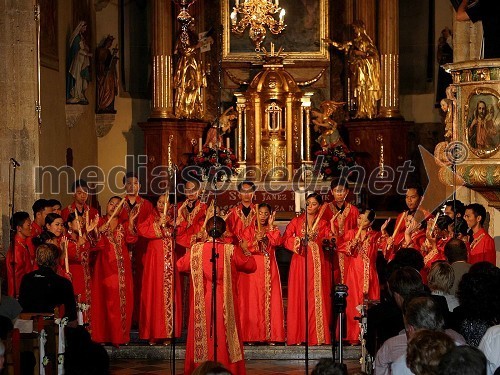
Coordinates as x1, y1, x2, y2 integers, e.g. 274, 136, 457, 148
355, 0, 376, 42
378, 0, 402, 118
150, 0, 174, 118
0, 1, 39, 248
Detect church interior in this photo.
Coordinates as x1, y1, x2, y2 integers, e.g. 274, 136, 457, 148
0, 0, 499, 374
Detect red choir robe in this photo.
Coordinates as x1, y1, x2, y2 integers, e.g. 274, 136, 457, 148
386, 210, 432, 260
469, 228, 496, 265
282, 214, 333, 345
61, 202, 99, 222
90, 218, 135, 346
137, 213, 182, 341
339, 228, 381, 343
225, 203, 257, 245
324, 202, 360, 284
176, 199, 207, 252
177, 240, 256, 375
65, 237, 93, 306
421, 237, 448, 276
31, 222, 43, 237
118, 195, 154, 325
238, 224, 285, 343
7, 234, 34, 297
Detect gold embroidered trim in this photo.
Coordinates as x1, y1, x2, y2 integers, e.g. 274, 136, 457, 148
105, 224, 127, 335
423, 247, 438, 268
153, 219, 163, 238
191, 243, 208, 363
310, 242, 325, 344
181, 201, 202, 227
470, 233, 486, 250
163, 238, 174, 337
339, 253, 346, 284
263, 246, 271, 341
361, 239, 370, 295
223, 244, 243, 362
236, 205, 256, 229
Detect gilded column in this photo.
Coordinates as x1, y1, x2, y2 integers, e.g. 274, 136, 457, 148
234, 93, 246, 164
151, 0, 174, 118
378, 0, 402, 118
355, 0, 376, 42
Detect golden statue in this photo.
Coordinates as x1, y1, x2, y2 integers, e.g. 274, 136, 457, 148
324, 20, 382, 119
311, 101, 346, 149
174, 18, 212, 119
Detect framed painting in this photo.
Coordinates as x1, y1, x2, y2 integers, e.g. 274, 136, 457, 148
464, 88, 500, 158
221, 0, 329, 62
40, 0, 58, 70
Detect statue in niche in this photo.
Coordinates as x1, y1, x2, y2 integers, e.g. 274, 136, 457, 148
66, 21, 92, 104
174, 18, 213, 119
324, 20, 382, 119
95, 35, 118, 114
311, 101, 346, 149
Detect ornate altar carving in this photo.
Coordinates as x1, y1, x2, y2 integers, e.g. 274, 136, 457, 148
438, 60, 500, 190
235, 46, 313, 181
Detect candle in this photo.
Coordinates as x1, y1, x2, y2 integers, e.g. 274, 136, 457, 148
226, 137, 230, 149
294, 191, 301, 213
77, 310, 84, 326
230, 10, 237, 26
199, 137, 203, 153
235, 0, 239, 6
279, 9, 285, 24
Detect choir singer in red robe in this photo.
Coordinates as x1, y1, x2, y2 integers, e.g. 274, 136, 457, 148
177, 216, 256, 375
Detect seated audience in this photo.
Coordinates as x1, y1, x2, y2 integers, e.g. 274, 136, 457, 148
444, 239, 471, 296
453, 270, 500, 347
375, 296, 465, 375
438, 345, 487, 375
396, 329, 455, 375
478, 325, 500, 375
18, 244, 77, 323
64, 326, 110, 375
428, 262, 459, 312
311, 358, 347, 375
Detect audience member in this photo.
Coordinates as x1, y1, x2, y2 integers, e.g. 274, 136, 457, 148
374, 296, 465, 375
311, 358, 348, 375
403, 329, 455, 375
478, 325, 500, 375
464, 204, 495, 265
367, 265, 424, 357
18, 244, 77, 323
444, 239, 471, 296
438, 345, 487, 375
428, 262, 459, 311
453, 270, 500, 346
65, 326, 110, 375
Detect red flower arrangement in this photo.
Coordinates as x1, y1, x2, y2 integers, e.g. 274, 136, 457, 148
189, 145, 240, 178
313, 144, 356, 178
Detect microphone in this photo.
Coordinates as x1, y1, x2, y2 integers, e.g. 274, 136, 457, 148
10, 158, 20, 167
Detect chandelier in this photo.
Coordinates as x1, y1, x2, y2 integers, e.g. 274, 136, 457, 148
230, 0, 286, 52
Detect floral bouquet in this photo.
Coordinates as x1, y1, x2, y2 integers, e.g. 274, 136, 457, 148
314, 144, 356, 179
189, 145, 240, 179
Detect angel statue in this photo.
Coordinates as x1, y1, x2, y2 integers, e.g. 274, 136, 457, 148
312, 101, 346, 149
204, 107, 238, 148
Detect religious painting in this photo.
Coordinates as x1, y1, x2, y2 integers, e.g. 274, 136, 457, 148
465, 90, 500, 158
221, 0, 329, 62
40, 0, 58, 70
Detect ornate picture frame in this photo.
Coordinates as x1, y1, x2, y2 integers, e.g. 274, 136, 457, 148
464, 87, 500, 158
221, 0, 329, 62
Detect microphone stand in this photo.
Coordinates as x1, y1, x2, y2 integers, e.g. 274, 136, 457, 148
303, 201, 309, 374
9, 158, 19, 297
170, 165, 178, 375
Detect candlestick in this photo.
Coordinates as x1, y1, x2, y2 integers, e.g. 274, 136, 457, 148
226, 137, 230, 149
294, 191, 301, 213
199, 138, 203, 153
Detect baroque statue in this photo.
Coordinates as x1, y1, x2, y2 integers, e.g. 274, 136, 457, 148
66, 21, 92, 104
95, 35, 118, 114
173, 18, 213, 119
311, 101, 346, 149
204, 107, 238, 148
324, 20, 382, 119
